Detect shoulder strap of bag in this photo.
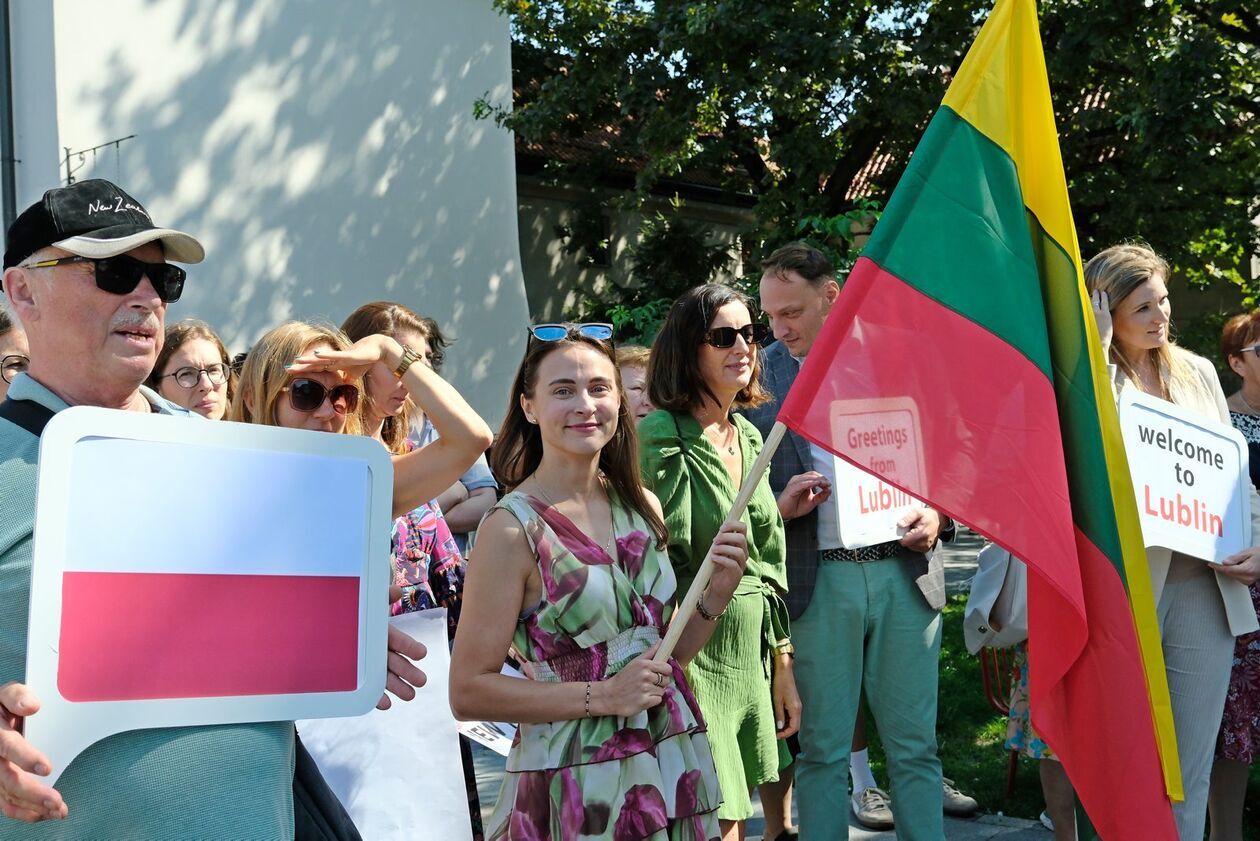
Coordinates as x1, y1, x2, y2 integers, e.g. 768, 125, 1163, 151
0, 398, 56, 438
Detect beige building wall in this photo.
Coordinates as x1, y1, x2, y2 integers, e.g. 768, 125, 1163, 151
39, 0, 530, 426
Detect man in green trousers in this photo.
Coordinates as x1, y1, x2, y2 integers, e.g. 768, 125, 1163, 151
743, 242, 956, 841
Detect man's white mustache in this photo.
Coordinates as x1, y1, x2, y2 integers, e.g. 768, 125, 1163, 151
110, 312, 160, 335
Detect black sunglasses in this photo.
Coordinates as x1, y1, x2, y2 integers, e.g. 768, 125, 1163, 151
19, 254, 187, 303
528, 323, 615, 343
283, 378, 360, 414
704, 323, 770, 348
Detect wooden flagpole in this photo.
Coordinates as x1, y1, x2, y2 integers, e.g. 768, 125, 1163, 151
653, 421, 788, 663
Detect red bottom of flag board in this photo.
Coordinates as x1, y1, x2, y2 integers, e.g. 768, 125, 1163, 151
58, 572, 361, 701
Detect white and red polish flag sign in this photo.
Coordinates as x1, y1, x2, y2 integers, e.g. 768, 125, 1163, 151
24, 407, 394, 784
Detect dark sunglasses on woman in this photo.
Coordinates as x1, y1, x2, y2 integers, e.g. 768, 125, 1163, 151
704, 323, 770, 348
283, 378, 361, 414
18, 254, 187, 303
528, 322, 615, 343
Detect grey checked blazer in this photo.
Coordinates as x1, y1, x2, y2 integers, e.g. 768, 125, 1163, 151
740, 340, 946, 618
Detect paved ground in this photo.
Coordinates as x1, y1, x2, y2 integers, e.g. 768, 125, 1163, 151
472, 529, 1028, 838
473, 739, 1047, 838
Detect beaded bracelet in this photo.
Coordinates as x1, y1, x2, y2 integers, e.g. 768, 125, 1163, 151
584, 681, 593, 718
696, 588, 727, 621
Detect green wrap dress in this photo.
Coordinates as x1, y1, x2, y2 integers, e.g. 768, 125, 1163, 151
638, 410, 791, 822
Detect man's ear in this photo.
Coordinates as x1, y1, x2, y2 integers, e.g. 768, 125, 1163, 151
2, 268, 38, 323
824, 279, 841, 305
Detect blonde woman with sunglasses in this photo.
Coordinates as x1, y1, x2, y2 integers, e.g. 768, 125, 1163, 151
229, 320, 492, 519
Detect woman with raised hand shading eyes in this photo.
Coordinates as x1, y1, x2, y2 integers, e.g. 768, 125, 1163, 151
229, 320, 492, 519
1089, 242, 1260, 839
341, 301, 487, 839
145, 319, 235, 420
450, 321, 748, 840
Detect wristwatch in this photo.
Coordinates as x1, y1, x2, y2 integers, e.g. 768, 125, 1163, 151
393, 346, 422, 379
774, 640, 795, 659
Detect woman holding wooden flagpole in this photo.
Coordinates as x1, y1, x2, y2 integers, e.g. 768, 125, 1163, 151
1089, 243, 1260, 839
450, 322, 749, 840
640, 285, 800, 840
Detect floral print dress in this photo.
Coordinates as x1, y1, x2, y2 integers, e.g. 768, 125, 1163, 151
1218, 412, 1260, 763
485, 491, 722, 841
390, 499, 466, 637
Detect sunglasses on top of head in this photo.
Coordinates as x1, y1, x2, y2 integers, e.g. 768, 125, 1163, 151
528, 323, 615, 343
19, 254, 187, 303
283, 378, 361, 414
704, 323, 770, 348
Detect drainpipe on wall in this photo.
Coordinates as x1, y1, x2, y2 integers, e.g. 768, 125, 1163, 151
0, 0, 16, 232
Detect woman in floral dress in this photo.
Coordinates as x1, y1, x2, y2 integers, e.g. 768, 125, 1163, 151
450, 323, 749, 840
1211, 312, 1260, 840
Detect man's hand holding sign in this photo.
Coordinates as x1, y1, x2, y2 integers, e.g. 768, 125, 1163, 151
0, 683, 65, 822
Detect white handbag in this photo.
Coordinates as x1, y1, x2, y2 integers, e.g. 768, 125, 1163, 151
963, 542, 1029, 654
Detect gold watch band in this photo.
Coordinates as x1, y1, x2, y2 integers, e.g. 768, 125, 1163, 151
393, 346, 421, 379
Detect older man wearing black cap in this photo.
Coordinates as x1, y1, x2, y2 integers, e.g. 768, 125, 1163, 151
0, 180, 422, 837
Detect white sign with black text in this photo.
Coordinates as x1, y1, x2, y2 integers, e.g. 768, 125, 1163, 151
1118, 390, 1251, 562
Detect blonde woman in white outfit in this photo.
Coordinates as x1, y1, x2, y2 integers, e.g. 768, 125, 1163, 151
1088, 242, 1260, 839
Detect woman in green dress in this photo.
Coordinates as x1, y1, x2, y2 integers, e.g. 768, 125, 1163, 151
640, 285, 801, 839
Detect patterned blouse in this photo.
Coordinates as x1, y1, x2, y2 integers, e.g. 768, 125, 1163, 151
390, 500, 466, 637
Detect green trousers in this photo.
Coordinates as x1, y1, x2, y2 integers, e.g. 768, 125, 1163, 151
793, 557, 943, 841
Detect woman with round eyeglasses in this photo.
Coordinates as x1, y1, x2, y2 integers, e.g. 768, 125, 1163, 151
144, 319, 235, 420
0, 308, 29, 402
639, 284, 799, 839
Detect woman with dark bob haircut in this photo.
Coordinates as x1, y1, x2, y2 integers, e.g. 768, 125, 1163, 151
640, 284, 800, 838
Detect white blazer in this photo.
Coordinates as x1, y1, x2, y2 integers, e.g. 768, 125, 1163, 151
1113, 349, 1260, 636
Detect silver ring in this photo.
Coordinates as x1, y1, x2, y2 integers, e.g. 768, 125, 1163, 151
655, 673, 664, 687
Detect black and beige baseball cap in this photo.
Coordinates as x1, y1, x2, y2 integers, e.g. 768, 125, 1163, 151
3, 179, 205, 271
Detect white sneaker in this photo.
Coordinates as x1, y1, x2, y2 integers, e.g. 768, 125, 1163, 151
851, 786, 895, 830
1040, 811, 1054, 832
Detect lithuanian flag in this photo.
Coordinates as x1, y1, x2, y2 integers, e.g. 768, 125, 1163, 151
779, 0, 1179, 836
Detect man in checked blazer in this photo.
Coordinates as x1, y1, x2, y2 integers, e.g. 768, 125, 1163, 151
741, 243, 956, 841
